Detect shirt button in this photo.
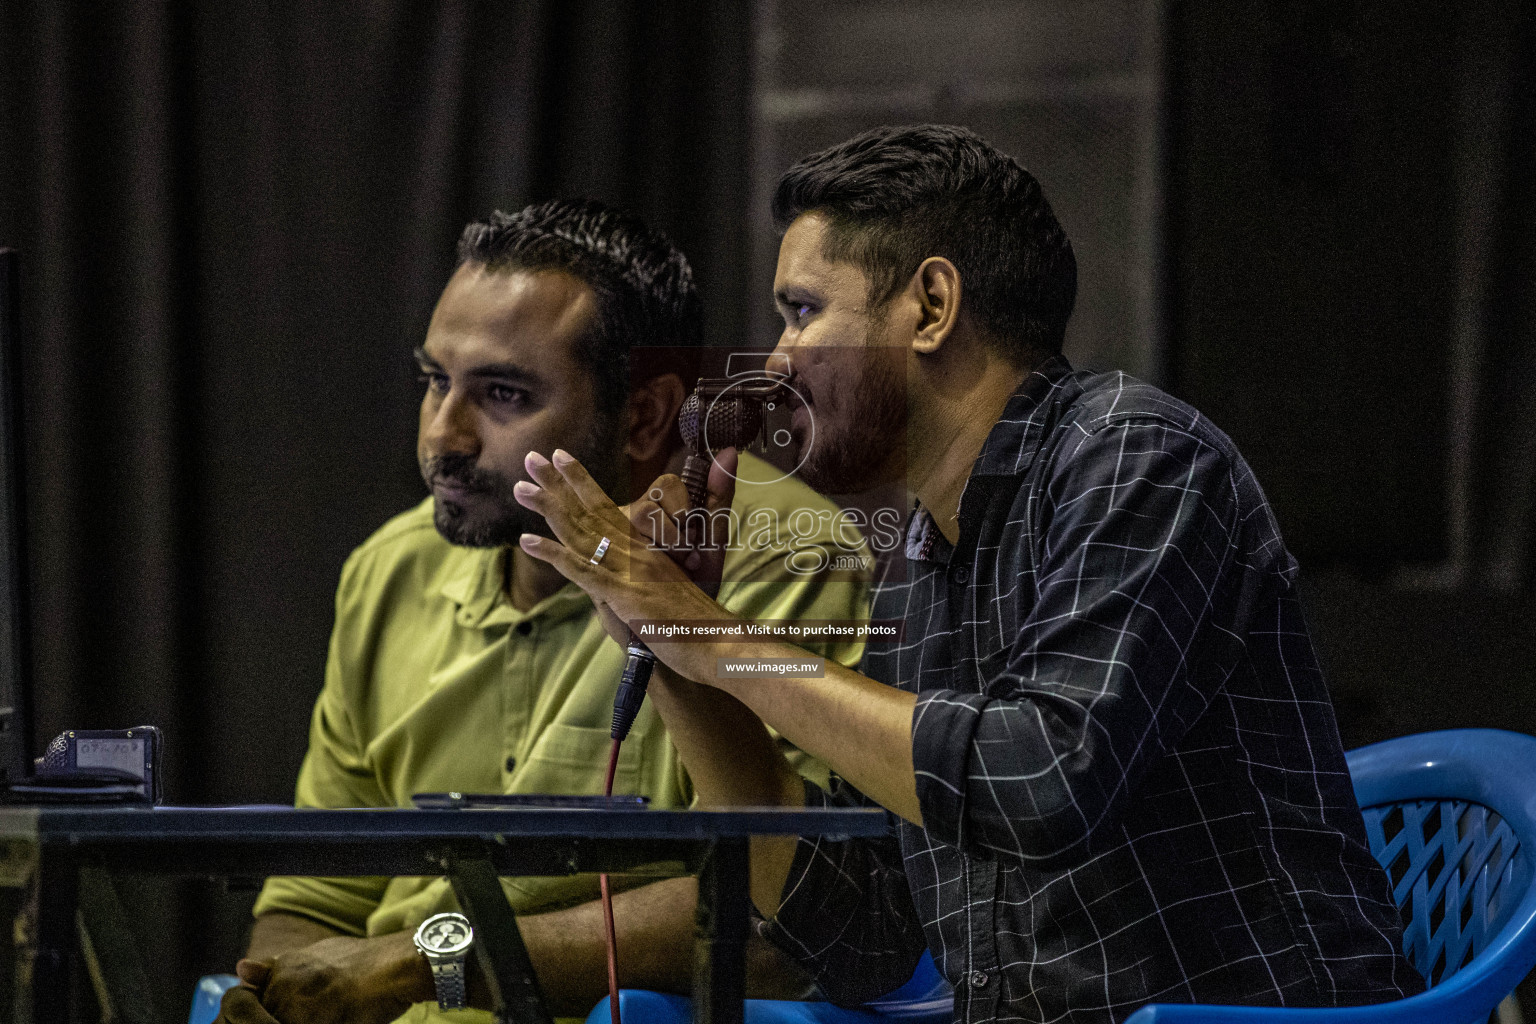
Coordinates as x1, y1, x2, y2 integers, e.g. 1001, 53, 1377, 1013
515, 621, 533, 636
953, 565, 971, 584
969, 970, 989, 989
504, 756, 517, 772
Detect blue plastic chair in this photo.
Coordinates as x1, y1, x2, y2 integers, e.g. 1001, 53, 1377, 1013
586, 730, 1536, 1024
586, 949, 954, 1024
188, 973, 239, 1024
1127, 728, 1536, 1022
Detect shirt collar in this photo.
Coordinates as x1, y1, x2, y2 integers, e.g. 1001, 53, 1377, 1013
438, 543, 592, 629
969, 354, 1080, 477
906, 355, 1081, 563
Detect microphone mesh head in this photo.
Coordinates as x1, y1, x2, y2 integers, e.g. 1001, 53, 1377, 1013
678, 391, 704, 448
678, 390, 763, 453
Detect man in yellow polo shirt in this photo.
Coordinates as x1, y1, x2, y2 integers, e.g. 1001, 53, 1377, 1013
216, 200, 867, 1024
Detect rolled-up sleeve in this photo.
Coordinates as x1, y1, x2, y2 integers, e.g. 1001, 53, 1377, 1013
912, 417, 1260, 865
760, 777, 927, 1006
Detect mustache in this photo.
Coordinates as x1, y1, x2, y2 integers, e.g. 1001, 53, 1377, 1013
422, 454, 515, 494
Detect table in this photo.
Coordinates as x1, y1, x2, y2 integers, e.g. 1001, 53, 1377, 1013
0, 804, 885, 1024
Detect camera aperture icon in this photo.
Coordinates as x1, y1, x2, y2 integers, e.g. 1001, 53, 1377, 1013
704, 364, 815, 487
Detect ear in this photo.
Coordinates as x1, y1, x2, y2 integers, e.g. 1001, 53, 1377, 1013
907, 257, 962, 356
625, 372, 687, 463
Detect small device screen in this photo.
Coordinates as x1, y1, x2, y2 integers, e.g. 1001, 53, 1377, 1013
73, 736, 149, 777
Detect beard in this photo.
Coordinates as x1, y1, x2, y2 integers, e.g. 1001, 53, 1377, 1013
793, 342, 907, 495
422, 455, 546, 547
421, 419, 623, 548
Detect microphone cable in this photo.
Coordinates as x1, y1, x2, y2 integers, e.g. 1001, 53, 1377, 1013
601, 734, 625, 1024
597, 378, 780, 1022
601, 639, 657, 1024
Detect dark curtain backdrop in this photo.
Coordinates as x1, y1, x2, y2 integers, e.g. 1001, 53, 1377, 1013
1165, 0, 1536, 743
1167, 0, 1536, 578
1476, 0, 1536, 585
0, 2, 751, 1010
0, 1, 752, 801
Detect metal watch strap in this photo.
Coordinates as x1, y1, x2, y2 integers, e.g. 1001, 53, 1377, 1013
428, 956, 469, 1011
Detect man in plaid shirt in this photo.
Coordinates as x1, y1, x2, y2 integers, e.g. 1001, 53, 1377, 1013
514, 124, 1425, 1022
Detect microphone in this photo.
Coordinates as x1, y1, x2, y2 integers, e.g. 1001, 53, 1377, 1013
677, 377, 784, 507
601, 373, 792, 1024
608, 376, 787, 742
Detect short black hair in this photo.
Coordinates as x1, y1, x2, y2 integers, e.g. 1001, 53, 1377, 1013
772, 124, 1077, 359
456, 198, 702, 420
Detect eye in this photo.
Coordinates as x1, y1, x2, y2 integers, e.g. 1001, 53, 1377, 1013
486, 383, 531, 408
781, 302, 817, 329
417, 371, 449, 396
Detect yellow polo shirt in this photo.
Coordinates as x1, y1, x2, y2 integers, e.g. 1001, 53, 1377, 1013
253, 453, 868, 1020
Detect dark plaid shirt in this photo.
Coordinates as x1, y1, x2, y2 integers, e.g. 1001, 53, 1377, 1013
763, 358, 1423, 1023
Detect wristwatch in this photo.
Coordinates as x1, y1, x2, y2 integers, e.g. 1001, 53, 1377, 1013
413, 912, 474, 1011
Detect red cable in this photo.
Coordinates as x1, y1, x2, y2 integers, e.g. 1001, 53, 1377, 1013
601, 738, 623, 1024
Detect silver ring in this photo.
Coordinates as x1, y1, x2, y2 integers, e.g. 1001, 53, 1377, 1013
589, 536, 611, 566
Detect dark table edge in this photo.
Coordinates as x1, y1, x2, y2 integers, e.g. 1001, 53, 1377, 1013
0, 804, 886, 842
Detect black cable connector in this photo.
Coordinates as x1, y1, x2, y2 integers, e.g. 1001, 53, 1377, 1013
610, 638, 657, 741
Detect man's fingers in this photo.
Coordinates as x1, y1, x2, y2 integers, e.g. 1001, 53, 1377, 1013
631, 473, 702, 559
646, 474, 691, 519
521, 452, 634, 558
512, 480, 581, 544
513, 481, 612, 563
235, 958, 272, 989
216, 984, 280, 1024
521, 453, 586, 520
706, 448, 740, 515
517, 533, 594, 582
521, 530, 691, 602
627, 497, 676, 548
551, 448, 624, 514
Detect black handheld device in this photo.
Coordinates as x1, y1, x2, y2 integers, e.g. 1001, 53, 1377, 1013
9, 726, 164, 803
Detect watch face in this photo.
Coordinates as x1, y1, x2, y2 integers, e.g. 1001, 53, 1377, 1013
419, 915, 473, 955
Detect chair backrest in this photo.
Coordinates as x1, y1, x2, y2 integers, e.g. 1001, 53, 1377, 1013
1347, 729, 1536, 1010
1360, 799, 1528, 986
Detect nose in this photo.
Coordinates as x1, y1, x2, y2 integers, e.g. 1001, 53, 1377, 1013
421, 390, 479, 458
769, 338, 817, 398
769, 336, 799, 377
762, 351, 793, 378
